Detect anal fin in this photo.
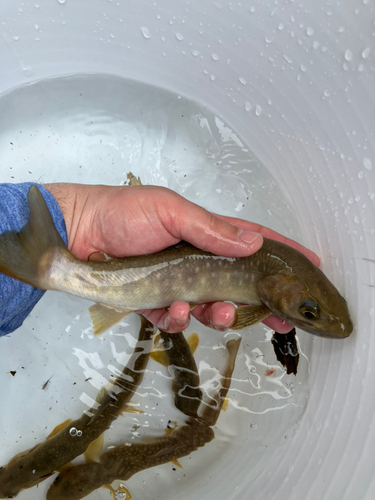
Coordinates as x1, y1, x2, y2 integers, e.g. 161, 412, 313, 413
89, 304, 132, 336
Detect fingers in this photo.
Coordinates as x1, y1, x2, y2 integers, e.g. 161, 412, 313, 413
215, 214, 320, 267
163, 193, 264, 258
138, 301, 292, 335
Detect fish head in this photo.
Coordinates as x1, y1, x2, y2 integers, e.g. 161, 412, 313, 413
256, 271, 353, 338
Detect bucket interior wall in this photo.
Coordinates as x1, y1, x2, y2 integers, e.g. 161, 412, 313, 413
0, 1, 374, 500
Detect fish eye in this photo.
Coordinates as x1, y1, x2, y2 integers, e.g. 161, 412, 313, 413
299, 300, 319, 320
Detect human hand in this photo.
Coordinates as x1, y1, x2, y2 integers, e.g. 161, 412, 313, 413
45, 182, 320, 334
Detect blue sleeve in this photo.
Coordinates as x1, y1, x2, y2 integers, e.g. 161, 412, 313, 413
0, 183, 68, 336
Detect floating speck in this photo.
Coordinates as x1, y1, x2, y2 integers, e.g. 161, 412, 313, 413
175, 32, 184, 41
239, 77, 247, 85
363, 158, 372, 171
245, 101, 252, 112
141, 26, 151, 39
358, 171, 364, 179
362, 47, 370, 59
306, 27, 314, 36
212, 53, 219, 60
344, 49, 353, 61
255, 105, 262, 116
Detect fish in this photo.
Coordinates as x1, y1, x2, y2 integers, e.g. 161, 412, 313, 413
0, 186, 353, 338
46, 338, 241, 500
151, 330, 202, 418
271, 328, 300, 375
0, 316, 154, 499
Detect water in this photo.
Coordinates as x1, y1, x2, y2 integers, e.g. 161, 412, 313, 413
0, 74, 312, 500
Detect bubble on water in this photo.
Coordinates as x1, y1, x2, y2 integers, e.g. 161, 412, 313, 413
245, 101, 252, 111
192, 49, 200, 57
57, 0, 66, 3
141, 27, 151, 39
363, 158, 372, 171
255, 105, 262, 116
175, 32, 184, 41
348, 197, 354, 205
362, 47, 370, 59
358, 171, 364, 179
344, 49, 353, 61
212, 53, 219, 60
323, 89, 330, 97
239, 77, 247, 85
306, 27, 314, 36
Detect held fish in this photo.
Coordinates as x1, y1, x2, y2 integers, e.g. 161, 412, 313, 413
0, 186, 353, 338
46, 338, 241, 500
0, 316, 154, 499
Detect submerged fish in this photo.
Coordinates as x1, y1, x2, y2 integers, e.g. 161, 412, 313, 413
0, 316, 154, 499
46, 338, 241, 500
0, 186, 353, 338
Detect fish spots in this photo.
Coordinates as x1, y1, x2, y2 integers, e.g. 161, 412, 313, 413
187, 277, 193, 284
206, 262, 210, 268
195, 266, 200, 273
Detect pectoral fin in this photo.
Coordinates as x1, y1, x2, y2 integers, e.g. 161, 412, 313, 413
89, 304, 132, 335
84, 433, 105, 463
231, 305, 271, 330
171, 457, 183, 468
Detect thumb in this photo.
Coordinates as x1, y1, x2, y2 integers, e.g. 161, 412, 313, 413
168, 197, 263, 257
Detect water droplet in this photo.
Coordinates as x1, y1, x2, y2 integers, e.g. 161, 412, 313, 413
363, 158, 372, 170
69, 427, 77, 437
358, 64, 364, 72
323, 89, 330, 97
239, 76, 247, 85
312, 41, 319, 50
250, 6, 255, 13
358, 171, 364, 179
278, 23, 284, 30
57, 0, 66, 3
245, 101, 252, 112
141, 26, 151, 39
255, 105, 262, 116
192, 49, 200, 57
175, 32, 184, 41
210, 74, 216, 81
348, 197, 354, 204
265, 36, 274, 43
362, 47, 370, 59
110, 33, 115, 39
283, 54, 292, 63
344, 49, 352, 61
13, 35, 19, 41
212, 53, 219, 60
354, 215, 360, 224
300, 64, 307, 72
34, 24, 39, 30
306, 27, 314, 36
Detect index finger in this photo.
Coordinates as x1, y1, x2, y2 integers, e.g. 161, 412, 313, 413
215, 214, 320, 267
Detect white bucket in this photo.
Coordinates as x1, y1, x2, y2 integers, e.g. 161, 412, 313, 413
0, 1, 373, 500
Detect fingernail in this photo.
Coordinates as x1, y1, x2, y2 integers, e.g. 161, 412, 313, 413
161, 316, 170, 331
238, 230, 262, 245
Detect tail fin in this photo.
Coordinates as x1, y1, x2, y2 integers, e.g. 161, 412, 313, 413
0, 186, 66, 289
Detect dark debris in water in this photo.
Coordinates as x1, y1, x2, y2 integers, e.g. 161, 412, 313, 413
271, 328, 299, 375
